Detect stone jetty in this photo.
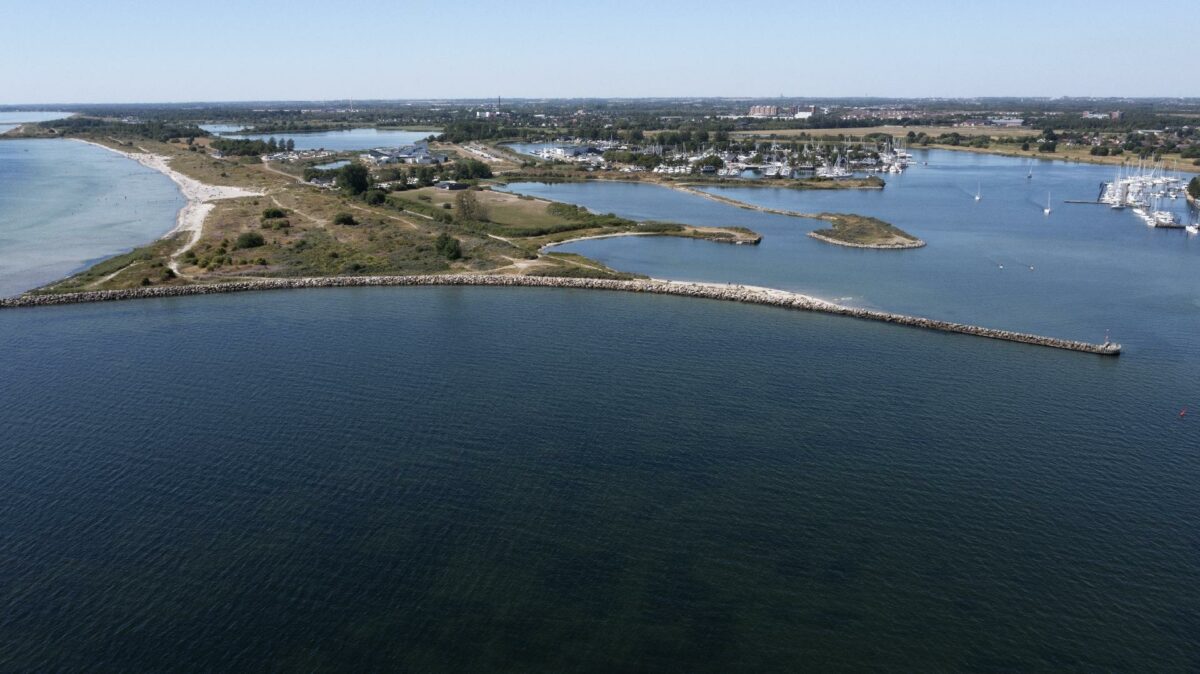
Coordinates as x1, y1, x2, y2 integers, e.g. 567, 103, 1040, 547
0, 275, 1121, 356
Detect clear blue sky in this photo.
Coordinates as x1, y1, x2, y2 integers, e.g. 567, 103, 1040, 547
1, 0, 1193, 104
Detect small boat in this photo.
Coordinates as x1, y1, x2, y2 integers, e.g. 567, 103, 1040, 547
1027, 164, 1033, 180
1043, 192, 1052, 215
974, 182, 982, 201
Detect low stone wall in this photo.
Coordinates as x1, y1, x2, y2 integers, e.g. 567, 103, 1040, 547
0, 275, 1120, 356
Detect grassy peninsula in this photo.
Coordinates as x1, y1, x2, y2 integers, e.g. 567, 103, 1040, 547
11, 113, 942, 298
24, 128, 769, 295
808, 213, 925, 249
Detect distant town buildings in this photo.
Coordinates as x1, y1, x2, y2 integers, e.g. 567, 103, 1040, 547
747, 104, 815, 119
360, 141, 447, 165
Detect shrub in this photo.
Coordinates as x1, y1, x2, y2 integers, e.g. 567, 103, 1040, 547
333, 212, 356, 226
363, 189, 386, 205
262, 207, 286, 219
234, 232, 265, 249
435, 232, 462, 260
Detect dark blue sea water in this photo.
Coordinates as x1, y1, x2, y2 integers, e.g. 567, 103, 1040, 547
2, 287, 1198, 671
3, 149, 1200, 670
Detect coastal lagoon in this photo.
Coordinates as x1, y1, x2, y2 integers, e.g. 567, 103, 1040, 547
0, 139, 184, 296
0, 110, 74, 135
204, 127, 436, 152
502, 150, 1200, 349
2, 148, 1199, 669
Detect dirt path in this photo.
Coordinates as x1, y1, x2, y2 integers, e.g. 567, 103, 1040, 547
260, 160, 305, 184
87, 264, 135, 289
346, 203, 420, 229
272, 196, 324, 226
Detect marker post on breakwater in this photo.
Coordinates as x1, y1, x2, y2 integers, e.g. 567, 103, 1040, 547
0, 275, 1120, 356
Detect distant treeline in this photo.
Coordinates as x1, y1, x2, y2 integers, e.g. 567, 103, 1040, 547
211, 137, 295, 156
437, 122, 526, 143
42, 117, 207, 142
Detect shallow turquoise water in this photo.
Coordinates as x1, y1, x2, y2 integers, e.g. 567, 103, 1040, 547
0, 139, 183, 296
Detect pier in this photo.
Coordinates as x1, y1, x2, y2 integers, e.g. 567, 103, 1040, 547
1, 275, 1121, 356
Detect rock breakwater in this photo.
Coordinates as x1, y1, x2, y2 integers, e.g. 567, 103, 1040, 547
0, 275, 1120, 356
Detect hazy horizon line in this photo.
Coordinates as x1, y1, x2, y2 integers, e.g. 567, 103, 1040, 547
5, 95, 1200, 108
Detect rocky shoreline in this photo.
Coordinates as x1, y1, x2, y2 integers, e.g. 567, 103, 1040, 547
0, 275, 1121, 356
807, 232, 927, 250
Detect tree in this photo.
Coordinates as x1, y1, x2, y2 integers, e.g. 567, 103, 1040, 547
1038, 141, 1057, 153
454, 190, 487, 222
285, 139, 295, 151
435, 233, 462, 260
333, 212, 357, 226
452, 159, 492, 180
1042, 128, 1058, 142
267, 136, 278, 151
338, 163, 370, 195
1189, 176, 1200, 199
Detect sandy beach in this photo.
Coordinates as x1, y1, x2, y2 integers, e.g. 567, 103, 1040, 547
75, 140, 262, 268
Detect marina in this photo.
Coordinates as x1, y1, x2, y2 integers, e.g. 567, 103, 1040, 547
1098, 160, 1193, 228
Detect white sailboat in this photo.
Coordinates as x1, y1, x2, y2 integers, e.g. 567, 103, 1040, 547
1043, 192, 1052, 215
1026, 163, 1033, 180
974, 182, 982, 201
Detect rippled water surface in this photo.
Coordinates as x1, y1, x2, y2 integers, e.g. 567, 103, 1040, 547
2, 286, 1199, 671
